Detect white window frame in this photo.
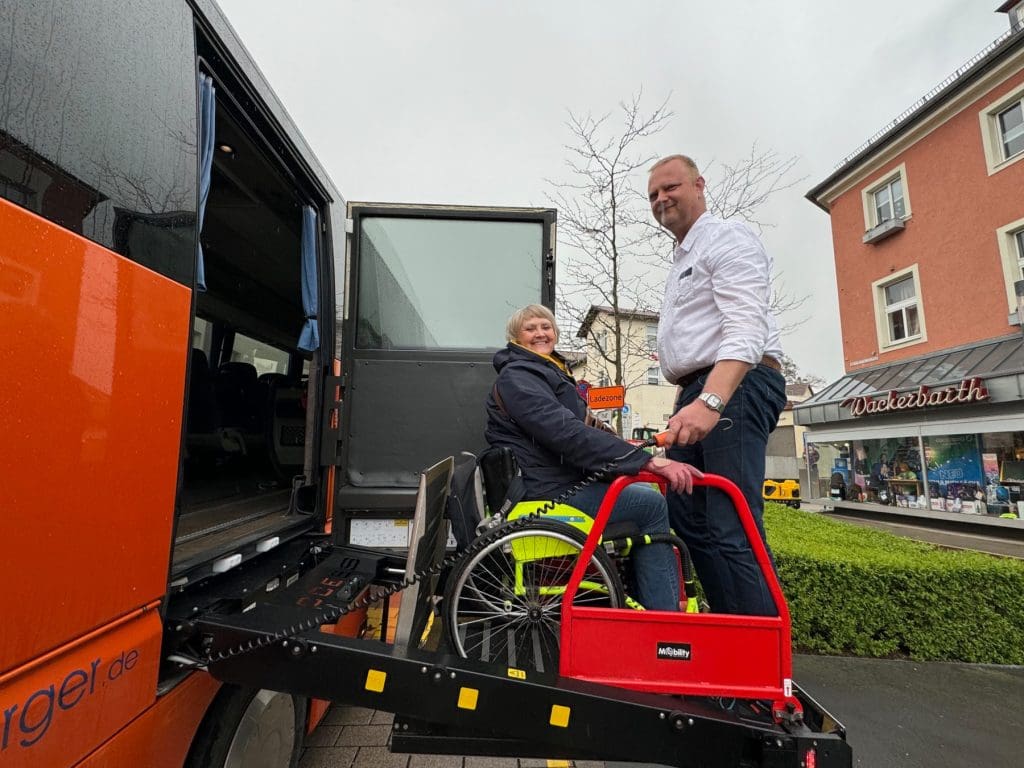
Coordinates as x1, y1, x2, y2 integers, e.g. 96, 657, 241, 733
996, 215, 1024, 319
646, 366, 660, 385
1012, 1, 1024, 32
871, 265, 927, 352
978, 81, 1024, 175
861, 163, 912, 231
645, 323, 658, 352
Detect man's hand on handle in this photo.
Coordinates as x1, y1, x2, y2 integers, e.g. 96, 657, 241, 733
664, 401, 720, 446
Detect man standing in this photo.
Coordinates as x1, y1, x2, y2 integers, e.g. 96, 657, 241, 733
648, 154, 787, 616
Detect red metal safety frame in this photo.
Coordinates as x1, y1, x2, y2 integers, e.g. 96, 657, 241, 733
558, 473, 800, 717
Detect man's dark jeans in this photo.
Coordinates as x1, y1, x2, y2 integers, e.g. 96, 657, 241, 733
665, 364, 788, 616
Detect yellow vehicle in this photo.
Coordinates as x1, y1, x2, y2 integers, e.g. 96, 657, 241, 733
764, 478, 801, 508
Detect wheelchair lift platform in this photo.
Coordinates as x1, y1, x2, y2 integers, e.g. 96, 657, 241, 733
197, 543, 851, 768
190, 462, 850, 768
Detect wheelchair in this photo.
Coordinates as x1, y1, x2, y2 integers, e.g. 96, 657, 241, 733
443, 447, 698, 673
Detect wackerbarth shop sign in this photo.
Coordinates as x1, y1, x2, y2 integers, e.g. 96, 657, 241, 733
841, 377, 989, 417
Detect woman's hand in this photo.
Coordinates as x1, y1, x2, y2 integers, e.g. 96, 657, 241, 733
643, 456, 704, 494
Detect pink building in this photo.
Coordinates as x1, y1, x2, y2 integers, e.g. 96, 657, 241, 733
797, 4, 1024, 518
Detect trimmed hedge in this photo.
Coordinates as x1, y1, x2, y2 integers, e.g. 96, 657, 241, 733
763, 503, 1024, 664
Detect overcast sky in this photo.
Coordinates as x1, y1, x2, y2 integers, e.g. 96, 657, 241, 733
216, 0, 1010, 383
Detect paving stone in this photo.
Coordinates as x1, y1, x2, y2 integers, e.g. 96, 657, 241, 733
405, 754, 465, 768
463, 757, 519, 768
305, 725, 344, 748
573, 762, 606, 768
352, 746, 411, 768
371, 710, 396, 725
299, 746, 358, 768
325, 706, 377, 725
338, 724, 397, 747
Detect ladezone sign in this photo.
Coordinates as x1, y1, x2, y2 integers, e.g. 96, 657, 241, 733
841, 377, 989, 417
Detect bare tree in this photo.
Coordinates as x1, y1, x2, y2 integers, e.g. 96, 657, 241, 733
547, 93, 673, 434
703, 143, 803, 232
550, 91, 810, 433
779, 353, 827, 389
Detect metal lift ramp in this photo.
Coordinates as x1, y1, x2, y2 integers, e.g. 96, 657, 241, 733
193, 461, 852, 768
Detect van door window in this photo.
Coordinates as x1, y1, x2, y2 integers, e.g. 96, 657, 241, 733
356, 217, 542, 350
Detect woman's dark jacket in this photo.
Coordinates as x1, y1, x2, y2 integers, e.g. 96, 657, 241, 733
485, 343, 649, 499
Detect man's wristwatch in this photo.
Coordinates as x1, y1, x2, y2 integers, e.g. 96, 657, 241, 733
697, 392, 725, 414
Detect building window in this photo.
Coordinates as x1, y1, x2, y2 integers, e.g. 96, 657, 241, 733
883, 277, 920, 343
1011, 1, 1024, 31
598, 373, 611, 387
646, 323, 658, 352
872, 266, 926, 350
999, 100, 1024, 161
861, 163, 911, 235
1015, 229, 1024, 280
647, 366, 660, 385
595, 331, 608, 355
873, 177, 905, 225
996, 217, 1024, 317
979, 84, 1024, 174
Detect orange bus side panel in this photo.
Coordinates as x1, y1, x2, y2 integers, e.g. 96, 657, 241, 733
0, 199, 191, 673
0, 608, 163, 768
75, 672, 221, 768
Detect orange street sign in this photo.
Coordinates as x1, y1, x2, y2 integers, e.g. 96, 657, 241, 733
587, 385, 626, 410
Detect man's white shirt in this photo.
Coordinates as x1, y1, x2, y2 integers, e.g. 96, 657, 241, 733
657, 212, 783, 383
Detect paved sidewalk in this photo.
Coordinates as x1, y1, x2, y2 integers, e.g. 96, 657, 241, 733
801, 496, 1024, 558
300, 705, 603, 768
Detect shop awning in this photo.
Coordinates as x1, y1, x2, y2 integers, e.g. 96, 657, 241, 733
795, 335, 1024, 427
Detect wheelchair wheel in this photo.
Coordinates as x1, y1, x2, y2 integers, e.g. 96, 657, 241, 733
444, 519, 625, 673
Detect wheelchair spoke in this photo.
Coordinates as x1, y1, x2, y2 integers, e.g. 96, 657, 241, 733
446, 522, 626, 672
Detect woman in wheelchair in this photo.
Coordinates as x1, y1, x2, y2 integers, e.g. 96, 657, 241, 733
483, 304, 701, 612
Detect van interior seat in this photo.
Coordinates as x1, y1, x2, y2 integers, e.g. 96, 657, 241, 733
265, 374, 306, 473
257, 372, 288, 431
187, 348, 217, 433
215, 361, 261, 432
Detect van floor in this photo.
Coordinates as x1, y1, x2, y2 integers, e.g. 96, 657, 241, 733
171, 488, 309, 576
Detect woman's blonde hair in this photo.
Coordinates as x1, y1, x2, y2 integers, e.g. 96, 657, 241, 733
506, 304, 559, 343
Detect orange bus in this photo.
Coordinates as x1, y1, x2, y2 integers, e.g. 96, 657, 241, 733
1, 4, 852, 768
0, 1, 556, 766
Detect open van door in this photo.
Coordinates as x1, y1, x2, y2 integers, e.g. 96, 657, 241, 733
331, 203, 556, 546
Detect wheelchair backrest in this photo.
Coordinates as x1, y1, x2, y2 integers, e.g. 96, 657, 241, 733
478, 446, 519, 513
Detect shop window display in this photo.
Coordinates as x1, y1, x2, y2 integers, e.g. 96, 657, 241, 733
980, 432, 1024, 517
923, 434, 984, 513
807, 432, 1024, 518
807, 437, 922, 506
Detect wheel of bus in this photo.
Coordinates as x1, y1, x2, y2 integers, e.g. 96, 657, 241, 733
444, 519, 625, 673
185, 685, 307, 768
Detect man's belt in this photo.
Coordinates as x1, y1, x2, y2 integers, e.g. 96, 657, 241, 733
672, 355, 782, 388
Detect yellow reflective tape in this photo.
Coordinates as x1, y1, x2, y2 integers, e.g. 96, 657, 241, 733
547, 761, 571, 768
507, 667, 526, 680
550, 704, 570, 728
457, 687, 479, 710
365, 669, 386, 693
